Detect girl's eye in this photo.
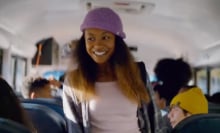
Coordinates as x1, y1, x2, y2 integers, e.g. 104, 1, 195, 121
102, 36, 110, 40
87, 37, 95, 41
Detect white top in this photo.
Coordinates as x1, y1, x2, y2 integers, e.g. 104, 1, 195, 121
89, 81, 139, 133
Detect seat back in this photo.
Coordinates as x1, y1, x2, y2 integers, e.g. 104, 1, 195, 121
0, 118, 31, 133
22, 103, 67, 133
21, 98, 64, 117
172, 114, 220, 133
208, 102, 220, 113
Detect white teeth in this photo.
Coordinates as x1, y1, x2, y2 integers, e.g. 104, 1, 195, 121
94, 51, 106, 56
93, 49, 108, 56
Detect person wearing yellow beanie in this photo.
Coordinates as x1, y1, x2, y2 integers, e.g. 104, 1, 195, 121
167, 87, 208, 128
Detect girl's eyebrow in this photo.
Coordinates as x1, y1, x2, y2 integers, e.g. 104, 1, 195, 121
87, 31, 111, 36
102, 31, 113, 36
86, 32, 95, 36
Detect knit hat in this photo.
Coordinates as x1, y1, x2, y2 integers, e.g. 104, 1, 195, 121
170, 87, 208, 114
80, 7, 126, 38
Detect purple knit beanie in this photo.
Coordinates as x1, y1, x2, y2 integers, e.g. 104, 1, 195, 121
80, 7, 126, 38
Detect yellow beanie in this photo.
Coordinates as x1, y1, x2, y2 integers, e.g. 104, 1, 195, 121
170, 87, 208, 114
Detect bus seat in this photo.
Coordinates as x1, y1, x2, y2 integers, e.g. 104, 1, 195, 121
0, 118, 31, 133
208, 102, 220, 113
22, 103, 67, 133
21, 98, 64, 117
172, 114, 220, 133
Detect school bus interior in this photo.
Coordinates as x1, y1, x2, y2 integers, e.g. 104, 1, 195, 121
0, 0, 220, 133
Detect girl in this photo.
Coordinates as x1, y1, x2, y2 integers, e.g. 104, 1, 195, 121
63, 7, 151, 133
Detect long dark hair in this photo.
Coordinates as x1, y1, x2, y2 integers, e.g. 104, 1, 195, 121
0, 77, 34, 131
67, 35, 149, 104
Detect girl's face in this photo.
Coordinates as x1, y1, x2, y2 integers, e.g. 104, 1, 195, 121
84, 28, 115, 64
167, 105, 191, 128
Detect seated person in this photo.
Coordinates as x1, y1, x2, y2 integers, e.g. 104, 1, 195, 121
0, 77, 35, 132
168, 86, 208, 128
22, 76, 63, 106
153, 84, 171, 115
22, 77, 53, 99
153, 84, 175, 133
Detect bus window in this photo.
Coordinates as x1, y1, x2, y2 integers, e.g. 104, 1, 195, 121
196, 69, 208, 94
210, 68, 220, 96
11, 57, 16, 89
0, 49, 3, 75
12, 56, 27, 92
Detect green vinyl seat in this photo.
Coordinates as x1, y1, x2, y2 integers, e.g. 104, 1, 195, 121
172, 114, 220, 133
0, 118, 31, 133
